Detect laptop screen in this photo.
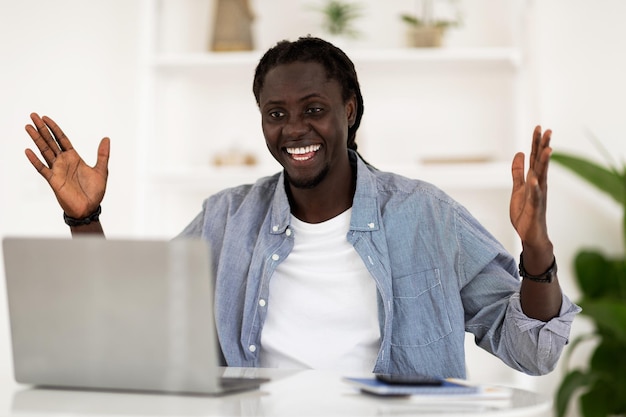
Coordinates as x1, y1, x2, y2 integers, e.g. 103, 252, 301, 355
2, 237, 232, 394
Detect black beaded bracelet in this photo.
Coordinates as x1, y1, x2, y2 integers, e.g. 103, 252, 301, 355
63, 205, 102, 227
519, 252, 557, 283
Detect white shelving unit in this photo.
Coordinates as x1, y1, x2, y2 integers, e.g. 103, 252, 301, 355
136, 0, 532, 250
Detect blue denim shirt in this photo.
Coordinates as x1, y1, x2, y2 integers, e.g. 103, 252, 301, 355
179, 151, 580, 378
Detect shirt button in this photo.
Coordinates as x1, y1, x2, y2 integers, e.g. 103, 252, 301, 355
249, 344, 257, 353
259, 299, 266, 307
285, 228, 292, 237
271, 254, 280, 261
368, 223, 375, 229
272, 225, 279, 232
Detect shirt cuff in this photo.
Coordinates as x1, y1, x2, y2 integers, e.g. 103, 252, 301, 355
508, 292, 582, 340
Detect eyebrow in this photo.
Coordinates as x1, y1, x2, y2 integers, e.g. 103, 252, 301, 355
263, 92, 326, 108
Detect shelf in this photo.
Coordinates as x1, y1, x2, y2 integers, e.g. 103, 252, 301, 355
383, 161, 512, 190
145, 165, 280, 190
138, 1, 529, 237
152, 47, 522, 70
349, 47, 521, 67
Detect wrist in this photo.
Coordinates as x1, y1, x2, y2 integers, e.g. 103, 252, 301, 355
63, 205, 102, 227
521, 240, 553, 271
519, 252, 557, 283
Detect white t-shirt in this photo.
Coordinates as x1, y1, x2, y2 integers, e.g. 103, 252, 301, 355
259, 209, 381, 373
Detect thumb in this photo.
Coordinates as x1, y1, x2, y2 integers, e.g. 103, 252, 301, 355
94, 137, 110, 176
511, 151, 525, 191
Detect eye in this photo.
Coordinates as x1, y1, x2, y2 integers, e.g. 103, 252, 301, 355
305, 106, 323, 114
268, 110, 285, 119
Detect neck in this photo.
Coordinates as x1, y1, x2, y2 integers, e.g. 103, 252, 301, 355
287, 160, 355, 224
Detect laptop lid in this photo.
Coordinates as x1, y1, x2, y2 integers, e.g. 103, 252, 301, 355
2, 236, 260, 395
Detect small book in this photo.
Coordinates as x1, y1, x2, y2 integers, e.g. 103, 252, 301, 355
343, 377, 512, 399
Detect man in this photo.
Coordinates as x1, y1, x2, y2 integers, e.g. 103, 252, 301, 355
24, 36, 579, 377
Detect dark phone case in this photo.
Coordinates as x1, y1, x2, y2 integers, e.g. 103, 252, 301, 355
375, 373, 443, 386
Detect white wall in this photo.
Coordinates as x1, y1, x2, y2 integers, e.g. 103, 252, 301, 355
526, 2, 626, 414
0, 0, 143, 407
0, 0, 142, 238
1, 1, 625, 415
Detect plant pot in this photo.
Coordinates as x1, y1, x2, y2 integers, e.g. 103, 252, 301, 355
406, 26, 444, 48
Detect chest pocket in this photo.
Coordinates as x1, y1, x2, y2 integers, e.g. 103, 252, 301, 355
391, 268, 452, 347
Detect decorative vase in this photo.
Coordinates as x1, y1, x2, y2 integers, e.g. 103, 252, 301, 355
406, 26, 444, 48
211, 0, 255, 51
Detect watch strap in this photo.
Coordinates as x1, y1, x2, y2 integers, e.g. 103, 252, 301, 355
519, 253, 556, 283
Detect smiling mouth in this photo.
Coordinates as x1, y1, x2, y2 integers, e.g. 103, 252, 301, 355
285, 144, 321, 161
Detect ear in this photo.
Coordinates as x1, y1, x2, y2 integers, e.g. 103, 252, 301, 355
345, 95, 357, 127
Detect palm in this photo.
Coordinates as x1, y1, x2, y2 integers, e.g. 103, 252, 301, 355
510, 166, 544, 243
44, 149, 107, 217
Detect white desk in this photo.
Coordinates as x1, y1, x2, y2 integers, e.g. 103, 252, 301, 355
2, 368, 551, 417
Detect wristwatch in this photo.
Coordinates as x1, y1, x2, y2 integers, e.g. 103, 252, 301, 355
519, 253, 557, 283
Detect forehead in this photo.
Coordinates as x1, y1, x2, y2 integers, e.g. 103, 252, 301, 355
258, 61, 342, 105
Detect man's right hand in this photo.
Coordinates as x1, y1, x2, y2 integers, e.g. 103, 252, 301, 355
25, 112, 110, 219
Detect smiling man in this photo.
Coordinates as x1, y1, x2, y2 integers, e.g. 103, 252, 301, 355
24, 36, 580, 378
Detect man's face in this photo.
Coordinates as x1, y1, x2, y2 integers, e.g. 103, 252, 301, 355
258, 61, 356, 189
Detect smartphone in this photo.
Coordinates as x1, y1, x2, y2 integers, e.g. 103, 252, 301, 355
375, 373, 443, 386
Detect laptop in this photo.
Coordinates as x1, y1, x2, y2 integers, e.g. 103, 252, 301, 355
2, 236, 268, 395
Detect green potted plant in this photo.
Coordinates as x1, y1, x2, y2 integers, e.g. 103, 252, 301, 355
316, 0, 364, 40
551, 141, 626, 417
400, 0, 461, 47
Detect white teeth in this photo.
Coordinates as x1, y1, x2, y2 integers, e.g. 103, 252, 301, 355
286, 144, 321, 155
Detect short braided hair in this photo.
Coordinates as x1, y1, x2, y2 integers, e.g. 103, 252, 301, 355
252, 36, 364, 153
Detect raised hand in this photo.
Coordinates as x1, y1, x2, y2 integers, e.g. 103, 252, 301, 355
24, 113, 110, 219
511, 126, 564, 321
510, 125, 553, 250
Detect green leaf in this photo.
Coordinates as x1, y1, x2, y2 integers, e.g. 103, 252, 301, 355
574, 251, 626, 300
561, 333, 596, 368
604, 257, 626, 300
578, 299, 626, 343
555, 370, 594, 417
588, 341, 626, 402
574, 251, 612, 298
551, 152, 625, 206
320, 0, 363, 36
589, 339, 626, 376
580, 385, 612, 417
580, 377, 626, 417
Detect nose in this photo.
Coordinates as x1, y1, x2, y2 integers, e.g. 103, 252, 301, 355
283, 115, 309, 139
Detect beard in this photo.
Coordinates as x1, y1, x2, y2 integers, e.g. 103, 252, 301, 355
284, 164, 330, 189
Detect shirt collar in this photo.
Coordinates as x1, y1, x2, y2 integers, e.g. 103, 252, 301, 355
269, 150, 380, 234
349, 150, 380, 232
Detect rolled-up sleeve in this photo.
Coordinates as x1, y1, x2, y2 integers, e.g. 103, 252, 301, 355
501, 293, 581, 375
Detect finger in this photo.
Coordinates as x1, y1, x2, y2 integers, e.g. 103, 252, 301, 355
93, 137, 111, 176
541, 129, 552, 152
511, 151, 526, 191
528, 125, 542, 171
535, 132, 552, 186
24, 148, 53, 182
42, 115, 74, 152
25, 123, 57, 167
29, 112, 61, 157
